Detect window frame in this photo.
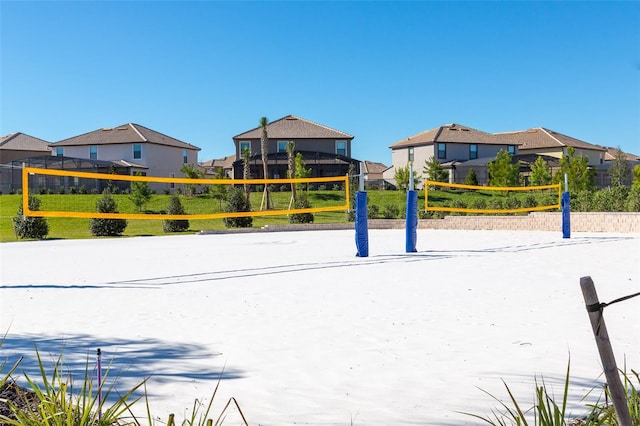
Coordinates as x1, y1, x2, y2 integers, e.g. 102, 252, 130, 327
239, 141, 251, 155
335, 140, 347, 156
437, 143, 446, 160
89, 145, 97, 160
508, 145, 516, 155
133, 144, 142, 160
277, 140, 289, 153
183, 149, 188, 164
55, 147, 64, 157
469, 144, 478, 160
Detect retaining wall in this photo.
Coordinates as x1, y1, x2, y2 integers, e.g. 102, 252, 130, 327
408, 212, 640, 233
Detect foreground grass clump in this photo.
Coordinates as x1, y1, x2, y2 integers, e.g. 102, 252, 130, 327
464, 360, 640, 426
0, 340, 248, 426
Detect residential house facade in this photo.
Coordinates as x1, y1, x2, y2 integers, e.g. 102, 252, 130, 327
231, 115, 360, 180
0, 132, 51, 163
384, 123, 520, 187
50, 123, 200, 179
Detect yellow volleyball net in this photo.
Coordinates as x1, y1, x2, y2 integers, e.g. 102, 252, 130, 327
21, 167, 350, 220
424, 180, 561, 214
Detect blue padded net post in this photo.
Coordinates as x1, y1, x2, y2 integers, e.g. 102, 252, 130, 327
355, 191, 369, 257
562, 191, 571, 239
405, 190, 418, 252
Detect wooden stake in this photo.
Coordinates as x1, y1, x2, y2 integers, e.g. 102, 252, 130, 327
580, 276, 632, 426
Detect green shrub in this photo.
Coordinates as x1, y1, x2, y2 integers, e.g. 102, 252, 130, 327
382, 204, 400, 219
504, 195, 521, 210
89, 189, 127, 236
591, 186, 629, 212
289, 193, 314, 224
368, 204, 380, 219
450, 199, 468, 216
163, 194, 190, 232
223, 187, 253, 228
13, 195, 49, 240
522, 194, 538, 209
488, 197, 503, 210
625, 185, 640, 212
469, 198, 487, 210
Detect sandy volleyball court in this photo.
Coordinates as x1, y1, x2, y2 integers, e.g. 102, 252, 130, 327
1, 229, 638, 425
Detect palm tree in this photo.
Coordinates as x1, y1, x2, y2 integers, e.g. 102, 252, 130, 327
242, 146, 251, 203
287, 140, 297, 207
259, 116, 272, 210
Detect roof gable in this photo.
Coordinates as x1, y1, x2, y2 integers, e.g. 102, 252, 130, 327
494, 128, 606, 152
52, 123, 200, 151
233, 115, 353, 140
0, 132, 51, 152
390, 123, 519, 149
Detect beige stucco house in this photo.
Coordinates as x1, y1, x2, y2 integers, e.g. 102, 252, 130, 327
384, 123, 520, 188
50, 123, 200, 179
0, 132, 51, 163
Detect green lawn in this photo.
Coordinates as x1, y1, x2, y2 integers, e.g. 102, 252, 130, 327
0, 188, 559, 242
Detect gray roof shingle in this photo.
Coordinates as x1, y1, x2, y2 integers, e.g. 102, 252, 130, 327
0, 132, 51, 152
390, 123, 519, 149
233, 115, 353, 140
52, 123, 200, 151
494, 128, 606, 152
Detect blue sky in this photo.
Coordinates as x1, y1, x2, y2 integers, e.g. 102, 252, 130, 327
2, 1, 639, 165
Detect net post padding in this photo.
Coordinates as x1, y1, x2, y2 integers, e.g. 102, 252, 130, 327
405, 190, 418, 253
562, 191, 571, 239
355, 191, 369, 257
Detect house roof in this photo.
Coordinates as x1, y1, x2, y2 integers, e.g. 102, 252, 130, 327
200, 155, 236, 169
494, 127, 605, 152
390, 123, 519, 149
233, 115, 353, 140
52, 123, 200, 151
362, 160, 389, 174
0, 132, 50, 152
600, 146, 640, 162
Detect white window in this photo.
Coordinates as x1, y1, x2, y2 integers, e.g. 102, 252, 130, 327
336, 140, 347, 156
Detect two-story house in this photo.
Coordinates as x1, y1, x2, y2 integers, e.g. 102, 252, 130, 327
50, 123, 201, 179
384, 123, 521, 187
231, 115, 360, 180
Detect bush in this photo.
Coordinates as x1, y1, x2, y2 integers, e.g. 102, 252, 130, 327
382, 204, 400, 219
89, 189, 127, 236
289, 193, 314, 224
522, 194, 537, 209
13, 195, 49, 240
368, 204, 380, 219
223, 187, 253, 228
591, 186, 629, 212
163, 194, 190, 232
625, 185, 640, 212
469, 198, 487, 210
450, 199, 468, 216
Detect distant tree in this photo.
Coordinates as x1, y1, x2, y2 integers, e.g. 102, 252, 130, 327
128, 172, 153, 212
242, 146, 251, 203
163, 194, 189, 232
181, 163, 204, 196
608, 148, 630, 187
259, 117, 272, 210
90, 189, 127, 236
464, 168, 478, 186
393, 165, 421, 191
211, 167, 228, 210
633, 165, 640, 189
553, 146, 595, 192
287, 141, 297, 203
13, 195, 49, 240
223, 187, 253, 228
488, 149, 521, 187
423, 156, 449, 184
294, 152, 312, 192
529, 156, 552, 186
